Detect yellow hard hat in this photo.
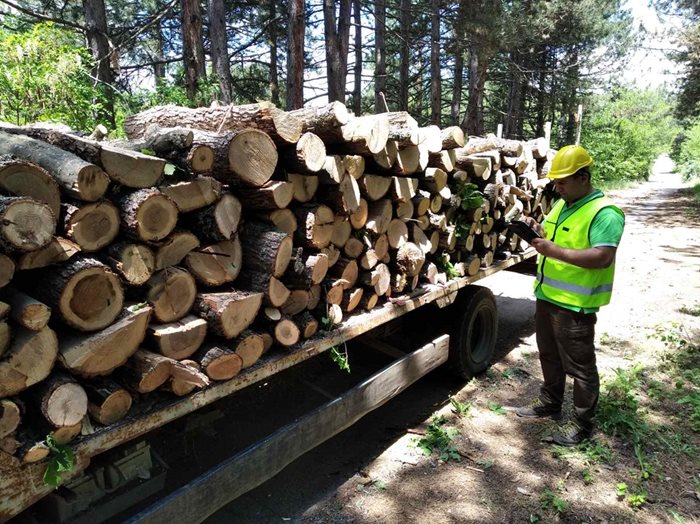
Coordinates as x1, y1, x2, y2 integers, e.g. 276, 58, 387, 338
548, 145, 593, 179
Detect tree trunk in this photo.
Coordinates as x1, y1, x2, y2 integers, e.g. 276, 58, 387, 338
83, 0, 115, 126
323, 0, 351, 103
268, 0, 281, 106
181, 0, 207, 104
451, 46, 464, 126
430, 0, 441, 125
208, 0, 233, 103
286, 0, 305, 110
374, 0, 387, 112
399, 0, 410, 111
352, 0, 362, 114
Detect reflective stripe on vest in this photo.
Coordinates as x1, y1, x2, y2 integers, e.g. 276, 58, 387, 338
534, 195, 623, 308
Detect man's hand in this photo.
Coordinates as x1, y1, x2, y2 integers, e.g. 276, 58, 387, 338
531, 240, 617, 269
531, 237, 556, 257
519, 216, 545, 237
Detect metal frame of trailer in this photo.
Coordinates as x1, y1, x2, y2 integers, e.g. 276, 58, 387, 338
0, 249, 536, 522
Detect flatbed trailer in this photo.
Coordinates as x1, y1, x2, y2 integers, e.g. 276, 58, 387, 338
0, 249, 536, 523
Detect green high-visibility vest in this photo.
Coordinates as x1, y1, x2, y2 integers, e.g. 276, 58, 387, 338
535, 195, 623, 308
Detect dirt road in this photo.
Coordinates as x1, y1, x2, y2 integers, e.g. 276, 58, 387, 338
207, 159, 700, 523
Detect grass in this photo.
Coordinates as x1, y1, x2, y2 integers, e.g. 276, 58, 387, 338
415, 415, 461, 462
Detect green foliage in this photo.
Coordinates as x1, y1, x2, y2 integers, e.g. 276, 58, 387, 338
329, 345, 350, 373
582, 88, 680, 185
539, 488, 567, 514
455, 182, 484, 210
0, 23, 99, 131
415, 415, 461, 462
487, 401, 506, 415
550, 438, 615, 465
581, 468, 594, 484
449, 396, 473, 417
678, 303, 700, 316
43, 435, 74, 487
436, 253, 459, 280
673, 118, 700, 180
616, 482, 628, 497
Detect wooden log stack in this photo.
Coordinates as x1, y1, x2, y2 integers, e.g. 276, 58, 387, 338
0, 103, 554, 466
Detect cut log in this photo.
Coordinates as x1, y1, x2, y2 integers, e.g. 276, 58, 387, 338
59, 200, 120, 252
389, 145, 420, 175
319, 173, 361, 215
144, 267, 197, 322
372, 233, 390, 261
439, 226, 458, 251
329, 258, 358, 289
284, 253, 329, 288
0, 131, 109, 201
360, 263, 391, 295
343, 155, 365, 180
371, 139, 398, 170
58, 306, 152, 377
359, 248, 378, 270
168, 358, 210, 389
84, 378, 133, 426
99, 144, 165, 188
429, 149, 457, 173
272, 317, 300, 347
194, 345, 243, 381
194, 291, 264, 339
385, 111, 420, 145
147, 314, 208, 360
419, 168, 447, 193
287, 173, 319, 203
331, 217, 352, 248
387, 219, 409, 249
294, 204, 334, 249
395, 199, 414, 221
159, 176, 222, 212
0, 254, 14, 288
0, 399, 21, 438
150, 230, 201, 270
389, 177, 419, 202
256, 208, 297, 235
429, 194, 443, 213
289, 101, 351, 135
185, 238, 243, 287
463, 135, 523, 157
236, 181, 294, 210
280, 132, 326, 173
164, 360, 201, 396
320, 244, 341, 267
103, 242, 155, 286
239, 222, 292, 278
394, 242, 425, 277
296, 311, 318, 339
185, 193, 242, 243
343, 237, 364, 259
34, 373, 88, 428
359, 174, 392, 201
325, 114, 391, 155
0, 326, 58, 398
350, 198, 368, 229
317, 155, 345, 185
118, 188, 178, 242
325, 280, 344, 305
123, 101, 303, 146
143, 125, 194, 154
441, 126, 466, 149
358, 291, 379, 311
231, 330, 264, 368
0, 196, 55, 253
0, 156, 61, 217
235, 271, 290, 308
24, 256, 123, 331
411, 224, 432, 255
365, 199, 392, 234
119, 350, 172, 394
307, 284, 322, 310
16, 237, 79, 271
341, 287, 364, 313
280, 289, 310, 316
0, 288, 50, 331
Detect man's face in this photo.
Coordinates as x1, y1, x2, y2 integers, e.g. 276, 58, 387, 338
553, 174, 589, 203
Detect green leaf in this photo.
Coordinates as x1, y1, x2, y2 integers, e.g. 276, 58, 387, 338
163, 163, 177, 176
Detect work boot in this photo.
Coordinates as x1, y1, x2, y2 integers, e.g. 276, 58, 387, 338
551, 421, 592, 446
515, 398, 562, 420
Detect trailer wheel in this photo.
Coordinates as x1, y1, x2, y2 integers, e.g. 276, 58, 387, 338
448, 285, 498, 379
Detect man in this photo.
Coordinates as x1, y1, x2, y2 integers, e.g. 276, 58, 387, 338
516, 144, 625, 446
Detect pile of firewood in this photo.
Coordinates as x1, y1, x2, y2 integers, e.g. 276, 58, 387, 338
0, 101, 554, 465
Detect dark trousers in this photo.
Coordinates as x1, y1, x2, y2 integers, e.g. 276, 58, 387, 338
535, 299, 599, 430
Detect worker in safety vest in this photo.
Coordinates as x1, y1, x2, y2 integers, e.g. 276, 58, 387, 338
516, 144, 625, 446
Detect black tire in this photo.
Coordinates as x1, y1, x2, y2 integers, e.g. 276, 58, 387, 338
448, 285, 498, 379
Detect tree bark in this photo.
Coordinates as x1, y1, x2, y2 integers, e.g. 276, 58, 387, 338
374, 0, 387, 112
286, 0, 305, 110
268, 0, 280, 106
208, 0, 233, 103
239, 221, 293, 278
399, 0, 410, 111
352, 0, 362, 114
430, 0, 441, 125
194, 291, 263, 339
83, 378, 132, 426
323, 0, 351, 103
181, 0, 207, 104
83, 0, 115, 126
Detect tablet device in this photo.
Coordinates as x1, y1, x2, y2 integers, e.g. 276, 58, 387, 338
506, 220, 542, 243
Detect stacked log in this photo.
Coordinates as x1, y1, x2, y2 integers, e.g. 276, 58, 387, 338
0, 102, 554, 465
